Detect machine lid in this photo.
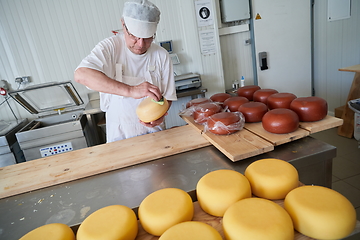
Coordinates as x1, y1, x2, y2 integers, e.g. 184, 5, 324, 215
8, 81, 84, 114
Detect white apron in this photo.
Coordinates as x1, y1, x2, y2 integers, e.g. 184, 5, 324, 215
100, 64, 165, 143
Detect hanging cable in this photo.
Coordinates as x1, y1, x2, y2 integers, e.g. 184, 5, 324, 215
5, 97, 18, 120
0, 95, 19, 120
0, 95, 10, 107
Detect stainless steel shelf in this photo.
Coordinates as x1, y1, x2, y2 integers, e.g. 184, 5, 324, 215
0, 136, 336, 239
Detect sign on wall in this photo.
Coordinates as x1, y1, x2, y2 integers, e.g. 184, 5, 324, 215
195, 0, 214, 27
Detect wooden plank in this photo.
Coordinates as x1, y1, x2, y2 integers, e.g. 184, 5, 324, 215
335, 105, 345, 118
299, 115, 343, 133
181, 116, 274, 161
339, 64, 360, 73
244, 122, 310, 146
0, 125, 211, 199
135, 201, 360, 240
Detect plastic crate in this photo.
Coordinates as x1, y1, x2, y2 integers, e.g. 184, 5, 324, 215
348, 98, 360, 147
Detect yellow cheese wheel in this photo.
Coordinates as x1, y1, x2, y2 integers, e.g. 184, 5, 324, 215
223, 198, 294, 240
284, 185, 357, 240
244, 158, 299, 199
196, 169, 251, 217
138, 188, 194, 236
19, 223, 75, 240
136, 97, 169, 123
159, 221, 223, 240
76, 205, 138, 240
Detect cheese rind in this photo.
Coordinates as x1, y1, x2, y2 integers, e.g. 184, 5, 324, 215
76, 205, 138, 240
138, 188, 194, 236
245, 158, 299, 199
223, 198, 294, 240
19, 223, 75, 240
136, 97, 169, 123
284, 185, 357, 240
196, 169, 251, 217
159, 221, 223, 240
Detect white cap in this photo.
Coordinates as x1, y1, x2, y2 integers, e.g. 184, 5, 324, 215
123, 0, 160, 39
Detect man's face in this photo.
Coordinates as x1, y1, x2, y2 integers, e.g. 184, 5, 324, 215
122, 21, 154, 55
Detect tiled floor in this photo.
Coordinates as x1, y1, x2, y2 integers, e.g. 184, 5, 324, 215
311, 128, 360, 221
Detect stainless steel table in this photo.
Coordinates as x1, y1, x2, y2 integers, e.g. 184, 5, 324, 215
0, 136, 337, 239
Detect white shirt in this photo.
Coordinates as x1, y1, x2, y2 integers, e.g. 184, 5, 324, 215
77, 33, 177, 142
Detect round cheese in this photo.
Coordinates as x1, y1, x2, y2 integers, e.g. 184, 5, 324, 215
196, 169, 251, 217
262, 109, 299, 134
138, 188, 194, 236
284, 185, 357, 240
223, 198, 294, 240
159, 221, 222, 240
19, 223, 75, 240
136, 97, 169, 123
245, 158, 299, 200
76, 205, 138, 240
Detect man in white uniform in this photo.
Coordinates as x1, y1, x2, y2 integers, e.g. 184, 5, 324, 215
75, 0, 177, 143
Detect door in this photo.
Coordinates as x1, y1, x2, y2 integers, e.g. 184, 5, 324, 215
252, 0, 312, 97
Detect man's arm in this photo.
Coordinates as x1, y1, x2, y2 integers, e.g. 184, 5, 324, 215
74, 67, 162, 101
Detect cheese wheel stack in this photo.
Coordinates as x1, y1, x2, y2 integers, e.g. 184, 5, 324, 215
196, 169, 251, 217
76, 205, 138, 240
19, 223, 75, 240
138, 188, 194, 236
19, 157, 357, 240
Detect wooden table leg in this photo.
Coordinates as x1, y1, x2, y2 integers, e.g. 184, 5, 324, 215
338, 72, 360, 138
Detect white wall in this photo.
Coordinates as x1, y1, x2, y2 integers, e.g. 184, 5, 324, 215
1, 0, 360, 121
0, 0, 226, 122
313, 0, 360, 114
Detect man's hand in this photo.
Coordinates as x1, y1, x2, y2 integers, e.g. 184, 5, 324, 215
129, 82, 161, 101
139, 113, 168, 128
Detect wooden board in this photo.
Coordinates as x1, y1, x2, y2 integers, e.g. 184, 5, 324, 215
181, 116, 274, 161
244, 115, 343, 145
182, 115, 343, 159
135, 201, 360, 240
0, 125, 211, 199
339, 64, 360, 73
299, 115, 343, 133
244, 122, 309, 146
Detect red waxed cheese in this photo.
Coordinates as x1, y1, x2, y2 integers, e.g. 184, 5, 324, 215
290, 97, 328, 122
193, 102, 222, 124
210, 93, 232, 105
237, 85, 261, 101
186, 98, 212, 108
267, 93, 297, 109
253, 89, 279, 104
262, 108, 299, 134
238, 102, 268, 123
223, 96, 249, 112
207, 112, 243, 135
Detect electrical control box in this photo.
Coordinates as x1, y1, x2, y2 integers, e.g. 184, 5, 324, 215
220, 0, 250, 23
40, 142, 73, 157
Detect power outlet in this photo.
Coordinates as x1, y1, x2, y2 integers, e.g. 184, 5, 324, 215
15, 76, 30, 84
0, 80, 9, 90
